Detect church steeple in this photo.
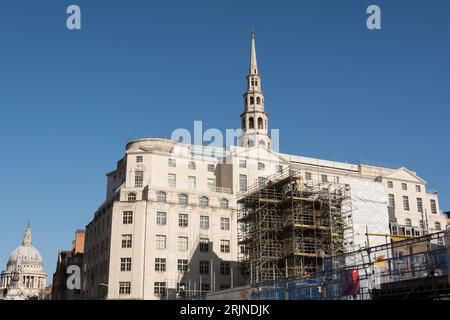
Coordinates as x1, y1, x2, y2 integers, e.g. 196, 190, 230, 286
240, 32, 271, 149
22, 221, 32, 247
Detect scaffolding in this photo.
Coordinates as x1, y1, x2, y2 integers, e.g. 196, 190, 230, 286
238, 167, 353, 284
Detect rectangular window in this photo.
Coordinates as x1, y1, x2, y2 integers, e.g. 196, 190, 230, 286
201, 284, 210, 292
402, 183, 407, 191
121, 234, 132, 248
123, 211, 133, 224
188, 176, 196, 191
136, 156, 143, 163
120, 258, 132, 271
239, 174, 247, 192
276, 165, 283, 173
388, 194, 395, 208
305, 172, 312, 180
239, 160, 247, 168
199, 260, 210, 274
135, 171, 143, 187
188, 161, 196, 170
168, 158, 176, 167
207, 178, 216, 192
417, 198, 423, 213
220, 262, 230, 275
416, 185, 421, 192
154, 282, 166, 296
430, 199, 437, 214
335, 176, 340, 184
179, 213, 188, 227
177, 259, 188, 272
258, 162, 265, 170
168, 174, 176, 188
387, 181, 393, 188
156, 235, 166, 250
178, 237, 188, 251
156, 212, 167, 225
220, 240, 230, 253
200, 238, 209, 252
321, 174, 328, 183
155, 258, 166, 272
119, 282, 131, 295
221, 217, 230, 231
258, 177, 265, 189
403, 196, 410, 211
207, 164, 215, 172
200, 216, 210, 230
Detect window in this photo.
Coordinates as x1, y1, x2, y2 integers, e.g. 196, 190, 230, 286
168, 158, 176, 167
221, 240, 230, 253
119, 282, 131, 295
127, 193, 136, 202
179, 194, 188, 205
178, 237, 188, 251
156, 235, 166, 250
200, 196, 209, 208
177, 259, 188, 272
200, 238, 209, 252
335, 176, 340, 184
258, 162, 265, 170
430, 199, 437, 214
135, 171, 143, 187
220, 199, 229, 209
220, 262, 230, 275
403, 196, 410, 211
239, 174, 247, 192
200, 216, 209, 230
120, 258, 132, 271
321, 175, 328, 183
157, 191, 166, 202
136, 156, 143, 163
207, 164, 215, 172
276, 165, 283, 173
387, 181, 393, 188
188, 161, 196, 170
168, 174, 176, 188
405, 219, 412, 227
402, 183, 407, 191
207, 178, 216, 192
435, 222, 441, 231
121, 234, 132, 248
154, 282, 166, 296
155, 258, 166, 272
201, 284, 210, 293
239, 160, 247, 168
221, 217, 230, 231
305, 172, 312, 180
258, 177, 265, 189
417, 198, 423, 213
188, 176, 196, 191
256, 97, 261, 105
420, 220, 425, 229
416, 185, 421, 192
123, 211, 133, 224
388, 194, 395, 208
156, 212, 167, 225
199, 261, 210, 274
179, 213, 188, 227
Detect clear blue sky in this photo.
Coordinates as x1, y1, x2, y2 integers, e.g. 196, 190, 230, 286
0, 0, 449, 281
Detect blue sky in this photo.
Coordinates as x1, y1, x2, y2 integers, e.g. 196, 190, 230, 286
0, 0, 449, 281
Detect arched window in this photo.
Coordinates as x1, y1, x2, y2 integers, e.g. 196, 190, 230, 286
258, 117, 263, 129
419, 220, 424, 229
242, 118, 246, 130
127, 193, 136, 202
179, 194, 188, 205
250, 97, 254, 105
255, 80, 258, 86
248, 139, 254, 147
256, 97, 261, 105
405, 219, 412, 227
199, 196, 209, 208
249, 117, 254, 129
435, 222, 441, 230
220, 198, 229, 209
259, 140, 265, 146
157, 191, 166, 202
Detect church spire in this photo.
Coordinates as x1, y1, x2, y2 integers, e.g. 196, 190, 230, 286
22, 221, 32, 247
249, 32, 258, 75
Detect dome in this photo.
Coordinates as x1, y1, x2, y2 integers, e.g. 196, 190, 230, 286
8, 245, 43, 267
